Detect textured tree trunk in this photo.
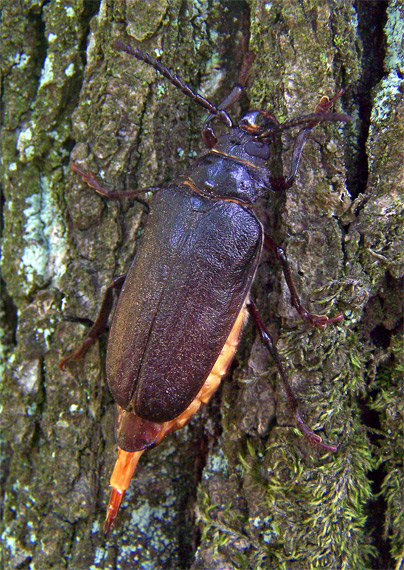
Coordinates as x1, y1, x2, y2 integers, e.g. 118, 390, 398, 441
1, 1, 403, 569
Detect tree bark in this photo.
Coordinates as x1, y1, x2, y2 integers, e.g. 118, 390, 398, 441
1, 1, 403, 569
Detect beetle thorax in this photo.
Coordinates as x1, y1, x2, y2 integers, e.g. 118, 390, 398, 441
185, 128, 273, 204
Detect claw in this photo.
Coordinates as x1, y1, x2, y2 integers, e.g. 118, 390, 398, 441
298, 307, 344, 328
296, 411, 338, 452
71, 161, 109, 195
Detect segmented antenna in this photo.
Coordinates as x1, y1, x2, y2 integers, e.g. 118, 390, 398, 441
114, 40, 233, 128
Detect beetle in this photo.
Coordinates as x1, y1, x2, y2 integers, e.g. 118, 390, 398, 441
60, 37, 351, 533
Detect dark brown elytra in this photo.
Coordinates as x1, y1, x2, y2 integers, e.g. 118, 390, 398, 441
60, 37, 351, 533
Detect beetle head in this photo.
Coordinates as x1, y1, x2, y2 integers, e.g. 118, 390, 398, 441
210, 110, 279, 170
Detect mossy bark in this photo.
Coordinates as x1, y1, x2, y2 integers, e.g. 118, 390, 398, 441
1, 1, 403, 569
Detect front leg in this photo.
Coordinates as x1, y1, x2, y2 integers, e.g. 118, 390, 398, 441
264, 234, 344, 328
71, 162, 160, 200
202, 33, 255, 148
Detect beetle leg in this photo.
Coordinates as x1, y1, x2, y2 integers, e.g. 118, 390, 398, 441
246, 300, 338, 452
268, 125, 321, 192
267, 90, 351, 189
202, 35, 255, 148
71, 161, 159, 200
270, 125, 324, 191
264, 234, 344, 328
268, 109, 351, 191
284, 127, 313, 188
59, 275, 126, 370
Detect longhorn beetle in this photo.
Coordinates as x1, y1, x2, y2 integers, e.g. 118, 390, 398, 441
60, 38, 351, 533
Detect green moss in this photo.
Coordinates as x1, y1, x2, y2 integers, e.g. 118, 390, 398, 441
198, 432, 376, 570
196, 490, 250, 561
385, 0, 404, 74
370, 335, 404, 564
371, 73, 403, 124
125, 0, 169, 42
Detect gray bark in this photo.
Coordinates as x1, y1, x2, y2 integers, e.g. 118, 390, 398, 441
1, 1, 403, 569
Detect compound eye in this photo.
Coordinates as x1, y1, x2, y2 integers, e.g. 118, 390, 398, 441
244, 140, 270, 160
